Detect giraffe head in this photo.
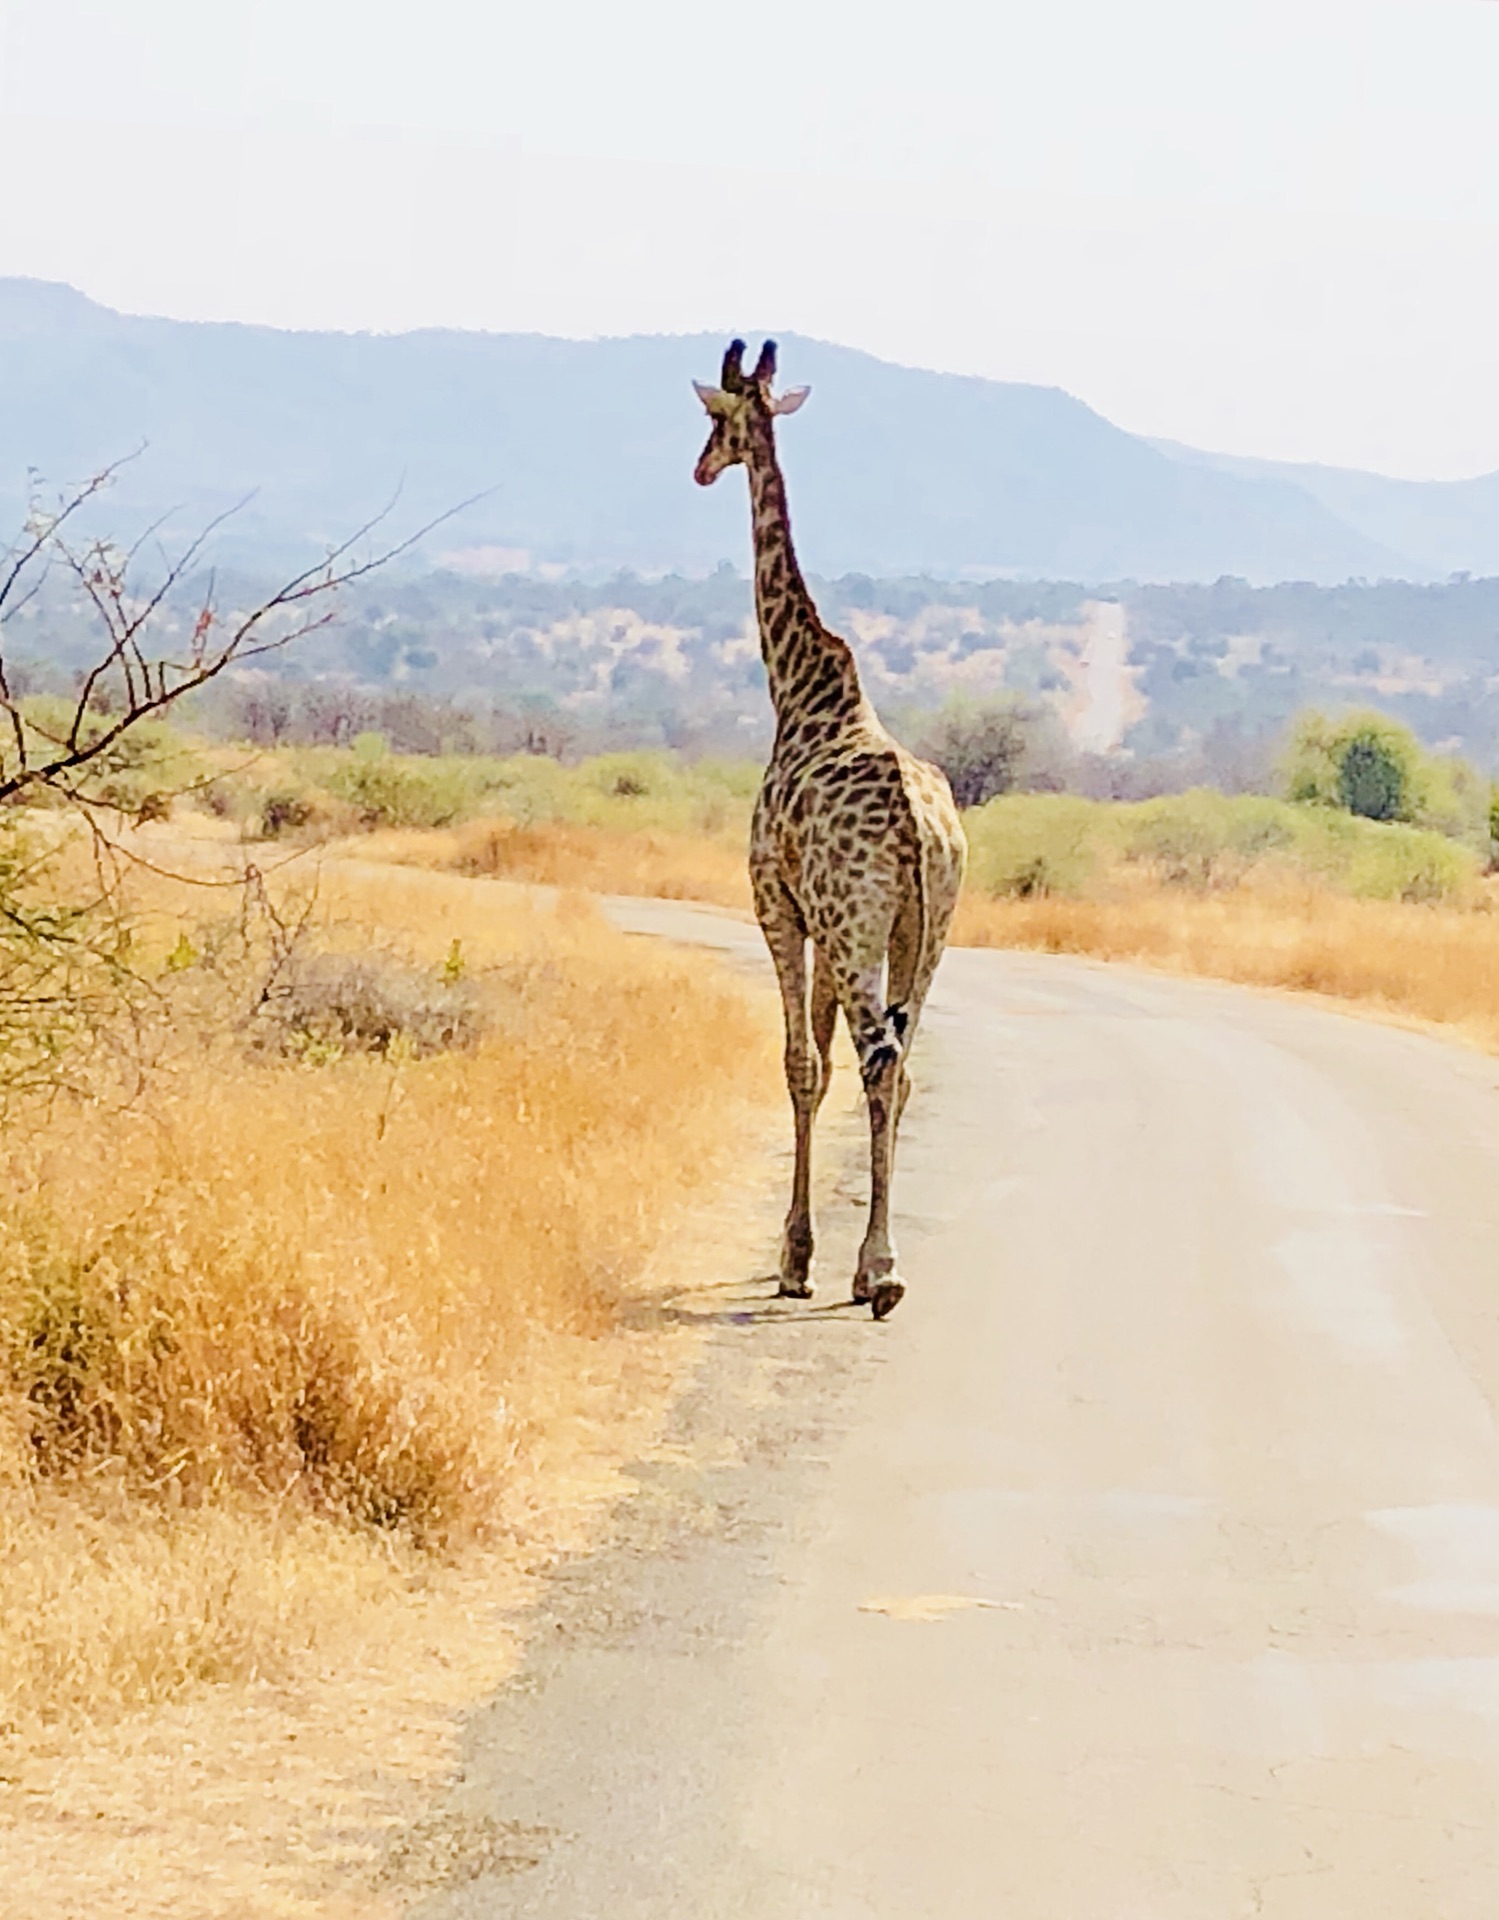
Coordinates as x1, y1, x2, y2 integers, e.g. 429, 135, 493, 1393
692, 339, 810, 486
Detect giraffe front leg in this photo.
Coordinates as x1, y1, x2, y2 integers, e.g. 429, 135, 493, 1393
758, 908, 819, 1298
779, 945, 839, 1294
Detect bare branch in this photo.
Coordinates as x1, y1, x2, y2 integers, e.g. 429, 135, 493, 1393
0, 458, 127, 619
0, 470, 484, 809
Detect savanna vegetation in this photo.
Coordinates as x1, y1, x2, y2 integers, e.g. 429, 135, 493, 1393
28, 559, 1499, 771
0, 822, 781, 1914
155, 693, 1499, 1063
0, 489, 785, 1913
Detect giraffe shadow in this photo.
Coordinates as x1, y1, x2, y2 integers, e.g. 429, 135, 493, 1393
628, 1275, 868, 1330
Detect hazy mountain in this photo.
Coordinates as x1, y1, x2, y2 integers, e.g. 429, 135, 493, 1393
1151, 439, 1499, 580
0, 276, 1464, 586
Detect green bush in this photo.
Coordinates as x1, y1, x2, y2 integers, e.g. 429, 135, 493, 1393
963, 794, 1104, 896
1281, 707, 1489, 846
1123, 791, 1296, 889
962, 788, 1479, 908
519, 750, 757, 836
278, 745, 761, 840
1287, 808, 1478, 903
317, 750, 487, 830
1338, 733, 1405, 820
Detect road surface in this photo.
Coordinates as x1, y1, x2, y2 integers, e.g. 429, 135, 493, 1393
411, 903, 1499, 1917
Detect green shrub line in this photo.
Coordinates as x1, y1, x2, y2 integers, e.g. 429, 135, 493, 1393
964, 789, 1482, 906
218, 740, 761, 842
16, 699, 1494, 912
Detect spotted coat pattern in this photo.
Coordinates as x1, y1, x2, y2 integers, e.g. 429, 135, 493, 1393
694, 339, 966, 1319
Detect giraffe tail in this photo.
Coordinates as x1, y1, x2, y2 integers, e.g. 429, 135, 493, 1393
877, 777, 932, 1066
882, 756, 959, 1055
861, 1001, 909, 1087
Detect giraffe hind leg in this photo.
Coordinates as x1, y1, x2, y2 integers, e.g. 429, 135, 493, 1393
884, 881, 934, 1146
828, 957, 907, 1319
847, 877, 940, 1317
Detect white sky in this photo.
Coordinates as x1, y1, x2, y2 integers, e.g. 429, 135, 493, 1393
0, 0, 1496, 478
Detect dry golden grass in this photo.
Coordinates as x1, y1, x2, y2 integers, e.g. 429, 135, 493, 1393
348, 816, 753, 910
0, 850, 781, 1914
954, 878, 1499, 1049
0, 1377, 698, 1917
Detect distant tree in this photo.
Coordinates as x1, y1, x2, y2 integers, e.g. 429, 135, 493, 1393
915, 696, 1043, 809
502, 698, 578, 762
1337, 731, 1406, 821
1279, 707, 1495, 851
224, 676, 296, 745
1281, 710, 1424, 823
298, 680, 377, 748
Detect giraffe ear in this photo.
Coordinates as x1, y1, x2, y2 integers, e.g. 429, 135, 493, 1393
693, 380, 730, 415
770, 385, 811, 417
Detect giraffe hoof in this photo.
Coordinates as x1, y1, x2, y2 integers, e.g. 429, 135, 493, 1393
777, 1278, 814, 1300
868, 1277, 906, 1321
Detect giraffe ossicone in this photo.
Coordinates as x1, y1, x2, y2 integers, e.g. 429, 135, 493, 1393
692, 337, 966, 1320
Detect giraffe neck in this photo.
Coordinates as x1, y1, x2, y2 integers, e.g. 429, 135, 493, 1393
745, 421, 865, 743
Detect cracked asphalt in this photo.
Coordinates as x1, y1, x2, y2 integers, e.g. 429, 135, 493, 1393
411, 905, 1499, 1916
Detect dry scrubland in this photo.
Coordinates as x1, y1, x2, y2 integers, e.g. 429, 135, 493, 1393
228, 737, 1499, 1049
200, 736, 1499, 1045
210, 737, 757, 908
246, 738, 1499, 1056
0, 821, 778, 1913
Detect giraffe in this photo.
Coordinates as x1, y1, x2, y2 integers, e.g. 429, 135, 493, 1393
693, 338, 966, 1320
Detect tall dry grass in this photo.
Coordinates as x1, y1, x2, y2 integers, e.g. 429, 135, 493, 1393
359, 816, 753, 909
953, 880, 1499, 1048
0, 858, 777, 1735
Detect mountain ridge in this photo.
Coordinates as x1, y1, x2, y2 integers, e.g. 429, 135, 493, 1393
0, 277, 1482, 586
1148, 438, 1499, 579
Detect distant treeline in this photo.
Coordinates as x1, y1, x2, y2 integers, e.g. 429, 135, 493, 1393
1125, 573, 1499, 663
8, 564, 1499, 770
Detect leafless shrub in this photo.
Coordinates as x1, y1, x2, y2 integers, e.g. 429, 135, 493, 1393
253, 950, 489, 1061
0, 460, 474, 1099
911, 694, 1074, 807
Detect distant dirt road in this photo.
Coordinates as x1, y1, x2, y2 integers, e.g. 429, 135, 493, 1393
1069, 598, 1136, 754
414, 902, 1499, 1917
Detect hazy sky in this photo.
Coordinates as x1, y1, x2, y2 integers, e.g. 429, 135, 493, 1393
1, 0, 1496, 478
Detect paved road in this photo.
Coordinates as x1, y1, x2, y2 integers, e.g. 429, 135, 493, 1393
415, 906, 1499, 1917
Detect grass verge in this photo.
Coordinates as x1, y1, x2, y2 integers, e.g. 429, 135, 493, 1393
0, 851, 779, 1915
953, 882, 1499, 1049
354, 817, 752, 909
